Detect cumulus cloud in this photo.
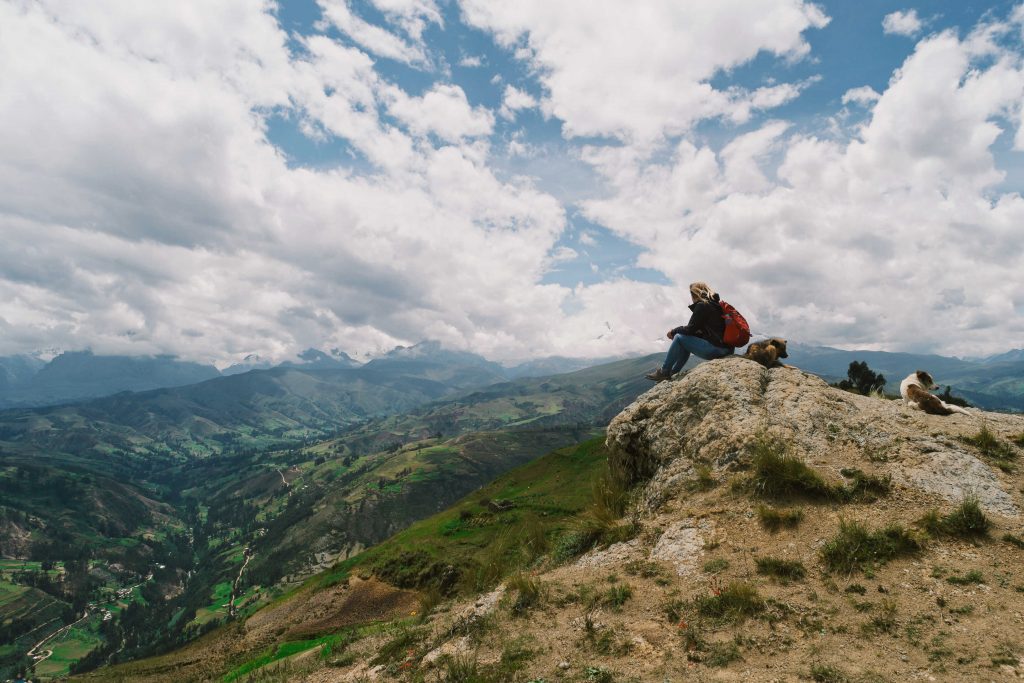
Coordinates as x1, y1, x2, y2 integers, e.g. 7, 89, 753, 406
842, 85, 882, 106
316, 0, 432, 66
384, 83, 494, 142
460, 0, 829, 142
883, 9, 924, 37
0, 0, 569, 364
1, 1, 1021, 367
499, 85, 538, 120
577, 20, 1024, 355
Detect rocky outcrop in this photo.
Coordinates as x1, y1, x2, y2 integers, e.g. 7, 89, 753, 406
607, 355, 1023, 518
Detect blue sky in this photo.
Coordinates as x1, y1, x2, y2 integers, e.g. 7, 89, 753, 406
0, 1, 1022, 363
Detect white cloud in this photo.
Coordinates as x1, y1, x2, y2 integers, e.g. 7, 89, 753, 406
883, 9, 924, 37
499, 85, 538, 120
842, 85, 882, 106
576, 21, 1024, 356
316, 0, 430, 66
0, 1, 573, 364
458, 54, 483, 67
384, 83, 494, 142
1, 1, 1022, 367
367, 0, 442, 40
460, 0, 829, 142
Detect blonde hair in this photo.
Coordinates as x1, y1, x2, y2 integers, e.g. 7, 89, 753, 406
689, 281, 716, 303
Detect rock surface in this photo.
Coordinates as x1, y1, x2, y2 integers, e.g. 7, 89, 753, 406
607, 356, 1023, 518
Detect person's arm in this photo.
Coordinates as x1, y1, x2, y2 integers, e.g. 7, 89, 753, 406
668, 307, 704, 338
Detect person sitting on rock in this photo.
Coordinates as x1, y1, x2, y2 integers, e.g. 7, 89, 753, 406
645, 281, 734, 382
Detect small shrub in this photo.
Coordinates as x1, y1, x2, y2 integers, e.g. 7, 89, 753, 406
601, 584, 633, 610
919, 496, 991, 539
749, 436, 836, 500
839, 468, 892, 501
583, 666, 615, 683
1003, 533, 1024, 549
756, 505, 804, 532
440, 654, 482, 682
946, 570, 984, 586
860, 599, 898, 636
623, 560, 662, 578
694, 581, 765, 623
755, 557, 806, 582
703, 558, 729, 574
705, 640, 742, 667
663, 599, 686, 624
1012, 433, 1024, 448
962, 425, 1018, 472
844, 584, 867, 595
687, 464, 717, 492
506, 574, 543, 616
417, 586, 443, 623
810, 663, 848, 682
820, 520, 923, 574
369, 626, 424, 665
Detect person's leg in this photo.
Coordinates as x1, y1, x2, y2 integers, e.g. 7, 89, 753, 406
678, 335, 732, 361
664, 334, 691, 374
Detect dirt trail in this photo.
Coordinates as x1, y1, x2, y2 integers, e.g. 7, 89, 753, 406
228, 548, 254, 617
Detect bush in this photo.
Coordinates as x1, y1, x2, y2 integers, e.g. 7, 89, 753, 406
749, 437, 836, 500
505, 574, 543, 616
694, 582, 765, 623
919, 496, 991, 539
839, 468, 892, 501
961, 425, 1018, 472
756, 505, 803, 531
820, 520, 923, 574
755, 557, 806, 582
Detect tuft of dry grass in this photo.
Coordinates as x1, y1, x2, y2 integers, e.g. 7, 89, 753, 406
756, 505, 804, 532
820, 519, 923, 574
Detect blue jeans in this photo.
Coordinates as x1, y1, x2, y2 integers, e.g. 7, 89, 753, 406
662, 334, 732, 374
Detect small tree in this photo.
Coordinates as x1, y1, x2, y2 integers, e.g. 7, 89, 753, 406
836, 361, 886, 396
940, 385, 972, 408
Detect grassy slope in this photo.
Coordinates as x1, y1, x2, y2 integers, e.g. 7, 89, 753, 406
70, 438, 612, 682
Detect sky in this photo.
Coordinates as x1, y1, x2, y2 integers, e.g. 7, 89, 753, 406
1, 0, 1023, 366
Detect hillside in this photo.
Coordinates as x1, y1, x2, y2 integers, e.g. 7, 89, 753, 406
0, 356, 658, 679
787, 343, 1024, 411
80, 356, 1024, 682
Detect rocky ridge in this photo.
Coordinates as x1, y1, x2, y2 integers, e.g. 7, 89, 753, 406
388, 356, 1024, 682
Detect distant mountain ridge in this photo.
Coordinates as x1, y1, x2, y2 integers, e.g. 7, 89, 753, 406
1, 341, 1021, 412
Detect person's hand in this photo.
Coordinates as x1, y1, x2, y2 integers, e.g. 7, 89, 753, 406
666, 330, 674, 340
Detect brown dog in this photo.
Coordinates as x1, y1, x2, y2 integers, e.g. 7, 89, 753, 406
744, 338, 790, 368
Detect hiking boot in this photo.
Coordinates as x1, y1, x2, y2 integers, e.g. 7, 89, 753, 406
645, 368, 671, 382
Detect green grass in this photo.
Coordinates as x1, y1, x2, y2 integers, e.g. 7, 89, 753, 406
314, 438, 611, 595
919, 496, 991, 539
810, 663, 848, 682
755, 557, 806, 582
961, 425, 1018, 473
756, 505, 804, 532
749, 436, 837, 500
1003, 533, 1024, 549
694, 581, 766, 623
820, 520, 924, 574
703, 558, 730, 574
222, 630, 356, 682
946, 570, 984, 586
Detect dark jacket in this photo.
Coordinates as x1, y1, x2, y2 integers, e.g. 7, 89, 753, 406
669, 295, 729, 348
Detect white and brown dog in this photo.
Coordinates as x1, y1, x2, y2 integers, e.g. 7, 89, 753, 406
900, 370, 971, 416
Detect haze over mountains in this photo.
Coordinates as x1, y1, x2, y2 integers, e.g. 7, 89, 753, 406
1, 341, 1022, 412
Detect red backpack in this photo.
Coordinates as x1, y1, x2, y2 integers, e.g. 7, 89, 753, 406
719, 300, 750, 348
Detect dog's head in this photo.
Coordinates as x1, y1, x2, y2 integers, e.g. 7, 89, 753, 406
914, 370, 937, 389
767, 338, 789, 359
